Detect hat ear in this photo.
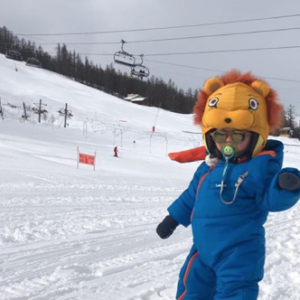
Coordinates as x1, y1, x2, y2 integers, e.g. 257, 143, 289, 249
251, 81, 270, 97
204, 78, 224, 96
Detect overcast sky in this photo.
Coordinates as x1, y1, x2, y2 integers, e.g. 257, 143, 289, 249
2, 0, 300, 113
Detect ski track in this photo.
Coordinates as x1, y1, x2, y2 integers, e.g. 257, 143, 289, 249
1, 167, 300, 299
1, 138, 300, 300
0, 171, 190, 300
1, 168, 300, 299
260, 209, 300, 300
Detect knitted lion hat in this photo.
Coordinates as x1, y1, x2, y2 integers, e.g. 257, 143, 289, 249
194, 69, 283, 157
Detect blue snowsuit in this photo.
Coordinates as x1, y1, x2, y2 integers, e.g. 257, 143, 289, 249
168, 140, 300, 300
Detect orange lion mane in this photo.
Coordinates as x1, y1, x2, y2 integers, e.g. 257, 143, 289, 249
194, 69, 283, 133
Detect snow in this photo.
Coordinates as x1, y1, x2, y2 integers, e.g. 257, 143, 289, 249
0, 54, 300, 299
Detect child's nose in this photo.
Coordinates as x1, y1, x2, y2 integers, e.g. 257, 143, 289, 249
225, 134, 234, 142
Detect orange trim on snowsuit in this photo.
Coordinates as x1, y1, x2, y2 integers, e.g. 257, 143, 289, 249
190, 164, 217, 221
178, 251, 199, 300
256, 150, 276, 157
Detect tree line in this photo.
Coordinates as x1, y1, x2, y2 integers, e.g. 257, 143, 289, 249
0, 26, 197, 114
1, 26, 299, 130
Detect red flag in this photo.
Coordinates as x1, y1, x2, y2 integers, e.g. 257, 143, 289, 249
79, 153, 95, 165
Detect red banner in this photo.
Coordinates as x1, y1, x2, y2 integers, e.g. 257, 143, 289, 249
168, 146, 206, 163
79, 153, 95, 165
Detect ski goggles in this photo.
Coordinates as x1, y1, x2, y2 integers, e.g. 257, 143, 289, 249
210, 130, 251, 143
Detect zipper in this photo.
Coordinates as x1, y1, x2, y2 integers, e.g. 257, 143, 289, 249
190, 163, 218, 221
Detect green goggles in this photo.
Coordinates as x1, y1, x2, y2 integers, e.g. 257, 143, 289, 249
210, 130, 251, 143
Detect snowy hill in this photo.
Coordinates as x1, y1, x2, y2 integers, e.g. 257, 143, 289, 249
1, 54, 300, 300
0, 54, 197, 134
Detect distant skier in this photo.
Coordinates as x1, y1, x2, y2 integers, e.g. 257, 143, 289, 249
114, 146, 118, 157
156, 70, 300, 300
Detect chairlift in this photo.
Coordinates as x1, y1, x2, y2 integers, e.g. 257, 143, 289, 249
113, 40, 136, 67
135, 54, 146, 66
5, 49, 23, 61
130, 54, 150, 79
26, 57, 42, 68
131, 65, 150, 79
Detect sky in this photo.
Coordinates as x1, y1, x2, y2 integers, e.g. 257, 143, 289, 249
2, 0, 300, 113
1, 52, 300, 299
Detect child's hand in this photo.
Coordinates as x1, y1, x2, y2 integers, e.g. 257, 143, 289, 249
278, 172, 300, 191
156, 215, 179, 239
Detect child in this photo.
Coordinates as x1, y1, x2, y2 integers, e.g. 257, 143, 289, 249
156, 70, 300, 300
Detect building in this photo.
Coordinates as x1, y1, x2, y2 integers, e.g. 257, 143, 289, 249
124, 94, 147, 105
279, 127, 291, 137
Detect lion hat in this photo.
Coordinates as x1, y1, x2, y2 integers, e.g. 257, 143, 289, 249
194, 69, 283, 157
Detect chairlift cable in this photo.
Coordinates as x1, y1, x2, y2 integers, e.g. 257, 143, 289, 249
146, 59, 300, 84
125, 27, 300, 44
144, 45, 300, 57
26, 26, 300, 46
76, 44, 300, 57
15, 13, 300, 36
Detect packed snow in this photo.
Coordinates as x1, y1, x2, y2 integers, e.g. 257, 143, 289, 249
0, 54, 300, 299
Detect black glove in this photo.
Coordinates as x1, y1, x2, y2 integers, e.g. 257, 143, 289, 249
156, 215, 179, 239
278, 172, 300, 191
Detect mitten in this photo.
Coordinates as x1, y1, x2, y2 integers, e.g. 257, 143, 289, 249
278, 172, 300, 191
156, 215, 179, 239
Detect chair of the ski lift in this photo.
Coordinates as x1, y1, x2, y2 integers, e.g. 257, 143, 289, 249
130, 54, 150, 79
113, 39, 136, 67
131, 65, 150, 79
26, 57, 42, 68
114, 51, 136, 67
6, 50, 23, 61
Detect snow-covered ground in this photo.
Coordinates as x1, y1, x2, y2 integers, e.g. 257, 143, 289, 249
1, 54, 300, 299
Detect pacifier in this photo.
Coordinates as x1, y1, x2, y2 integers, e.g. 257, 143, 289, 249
222, 145, 235, 160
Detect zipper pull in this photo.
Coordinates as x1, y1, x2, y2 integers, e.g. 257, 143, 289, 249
235, 172, 249, 188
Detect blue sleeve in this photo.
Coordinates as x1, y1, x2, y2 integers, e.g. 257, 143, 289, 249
259, 167, 300, 212
167, 163, 208, 227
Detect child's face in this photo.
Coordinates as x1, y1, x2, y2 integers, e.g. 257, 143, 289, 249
210, 128, 252, 156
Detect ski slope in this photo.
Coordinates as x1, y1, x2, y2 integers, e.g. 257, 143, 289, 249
1, 54, 300, 299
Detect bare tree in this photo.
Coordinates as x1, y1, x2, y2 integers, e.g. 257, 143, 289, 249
285, 104, 296, 129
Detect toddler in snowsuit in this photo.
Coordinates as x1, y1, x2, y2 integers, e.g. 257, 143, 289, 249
156, 70, 300, 300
